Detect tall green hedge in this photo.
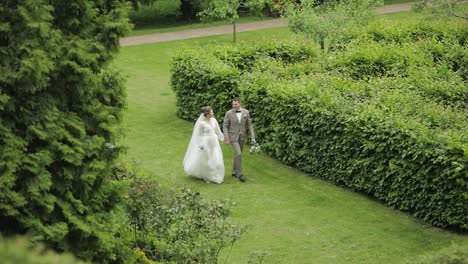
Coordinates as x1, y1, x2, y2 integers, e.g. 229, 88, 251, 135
0, 1, 133, 262
171, 51, 242, 121
242, 65, 467, 229
171, 39, 317, 121
333, 20, 468, 81
170, 25, 468, 230
329, 41, 468, 107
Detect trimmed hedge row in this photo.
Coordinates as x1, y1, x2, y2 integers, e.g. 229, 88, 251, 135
171, 40, 317, 121
170, 38, 468, 229
334, 20, 467, 49
247, 67, 468, 230
333, 20, 468, 81
171, 52, 241, 121
329, 41, 468, 107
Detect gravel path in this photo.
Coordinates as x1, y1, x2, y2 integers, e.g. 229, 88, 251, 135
120, 3, 413, 46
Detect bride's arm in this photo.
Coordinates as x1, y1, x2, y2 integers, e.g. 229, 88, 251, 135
213, 118, 224, 141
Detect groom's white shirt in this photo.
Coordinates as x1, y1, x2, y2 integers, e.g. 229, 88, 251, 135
235, 108, 242, 123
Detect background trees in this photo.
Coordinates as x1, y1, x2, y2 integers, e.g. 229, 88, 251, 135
198, 0, 271, 42
282, 0, 383, 51
414, 0, 468, 20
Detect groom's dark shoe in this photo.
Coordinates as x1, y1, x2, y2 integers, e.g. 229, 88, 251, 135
238, 175, 246, 182
232, 173, 237, 178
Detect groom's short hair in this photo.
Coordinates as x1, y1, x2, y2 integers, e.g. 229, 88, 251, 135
233, 97, 242, 103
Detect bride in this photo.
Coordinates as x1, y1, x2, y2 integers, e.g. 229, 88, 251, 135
183, 106, 225, 183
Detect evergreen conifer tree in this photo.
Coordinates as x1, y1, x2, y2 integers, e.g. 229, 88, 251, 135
0, 0, 132, 262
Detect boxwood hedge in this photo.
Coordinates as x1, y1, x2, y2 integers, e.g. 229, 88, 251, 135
170, 29, 467, 230
171, 39, 318, 121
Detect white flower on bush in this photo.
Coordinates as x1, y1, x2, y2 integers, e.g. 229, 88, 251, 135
104, 142, 116, 149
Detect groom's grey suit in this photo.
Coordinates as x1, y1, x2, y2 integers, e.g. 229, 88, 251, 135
223, 108, 255, 177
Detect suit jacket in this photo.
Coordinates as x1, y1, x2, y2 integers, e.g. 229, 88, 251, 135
223, 108, 255, 142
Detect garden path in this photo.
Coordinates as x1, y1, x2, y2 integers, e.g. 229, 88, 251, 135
120, 3, 413, 46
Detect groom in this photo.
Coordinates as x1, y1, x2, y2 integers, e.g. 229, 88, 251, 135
223, 97, 255, 182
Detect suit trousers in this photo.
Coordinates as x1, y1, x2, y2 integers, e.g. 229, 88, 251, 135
232, 140, 244, 176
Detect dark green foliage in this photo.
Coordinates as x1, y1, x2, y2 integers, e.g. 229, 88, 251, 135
242, 69, 467, 230
171, 51, 242, 121
170, 20, 468, 230
129, 0, 182, 28
332, 20, 468, 81
329, 41, 467, 107
0, 0, 133, 262
170, 39, 317, 121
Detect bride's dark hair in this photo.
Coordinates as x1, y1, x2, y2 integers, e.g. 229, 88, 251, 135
200, 106, 212, 117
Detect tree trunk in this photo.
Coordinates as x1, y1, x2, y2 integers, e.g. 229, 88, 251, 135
180, 0, 194, 21
233, 22, 237, 43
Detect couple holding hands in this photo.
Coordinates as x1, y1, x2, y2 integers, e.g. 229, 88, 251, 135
183, 97, 256, 184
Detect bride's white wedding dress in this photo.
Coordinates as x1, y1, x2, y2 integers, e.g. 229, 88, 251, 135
183, 114, 225, 183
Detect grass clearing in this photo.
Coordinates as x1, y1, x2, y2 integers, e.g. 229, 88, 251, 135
114, 13, 467, 264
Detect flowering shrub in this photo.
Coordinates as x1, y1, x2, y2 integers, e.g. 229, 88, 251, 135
124, 172, 246, 263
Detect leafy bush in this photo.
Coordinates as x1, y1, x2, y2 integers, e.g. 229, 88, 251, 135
211, 38, 318, 69
331, 19, 468, 80
332, 41, 429, 79
329, 41, 468, 107
241, 66, 467, 230
122, 167, 246, 263
334, 19, 467, 47
171, 51, 242, 121
171, 39, 317, 121
129, 0, 182, 28
170, 35, 468, 230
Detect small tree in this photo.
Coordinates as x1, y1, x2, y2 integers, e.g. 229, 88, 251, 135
198, 0, 270, 42
413, 0, 468, 20
282, 0, 383, 51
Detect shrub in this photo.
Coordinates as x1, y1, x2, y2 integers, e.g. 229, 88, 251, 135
171, 51, 242, 121
241, 68, 467, 230
211, 39, 318, 70
171, 40, 317, 121
124, 173, 246, 263
331, 19, 468, 81
331, 41, 430, 79
333, 19, 467, 47
129, 0, 182, 28
329, 41, 467, 106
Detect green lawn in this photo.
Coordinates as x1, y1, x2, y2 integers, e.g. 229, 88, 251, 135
114, 23, 467, 264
